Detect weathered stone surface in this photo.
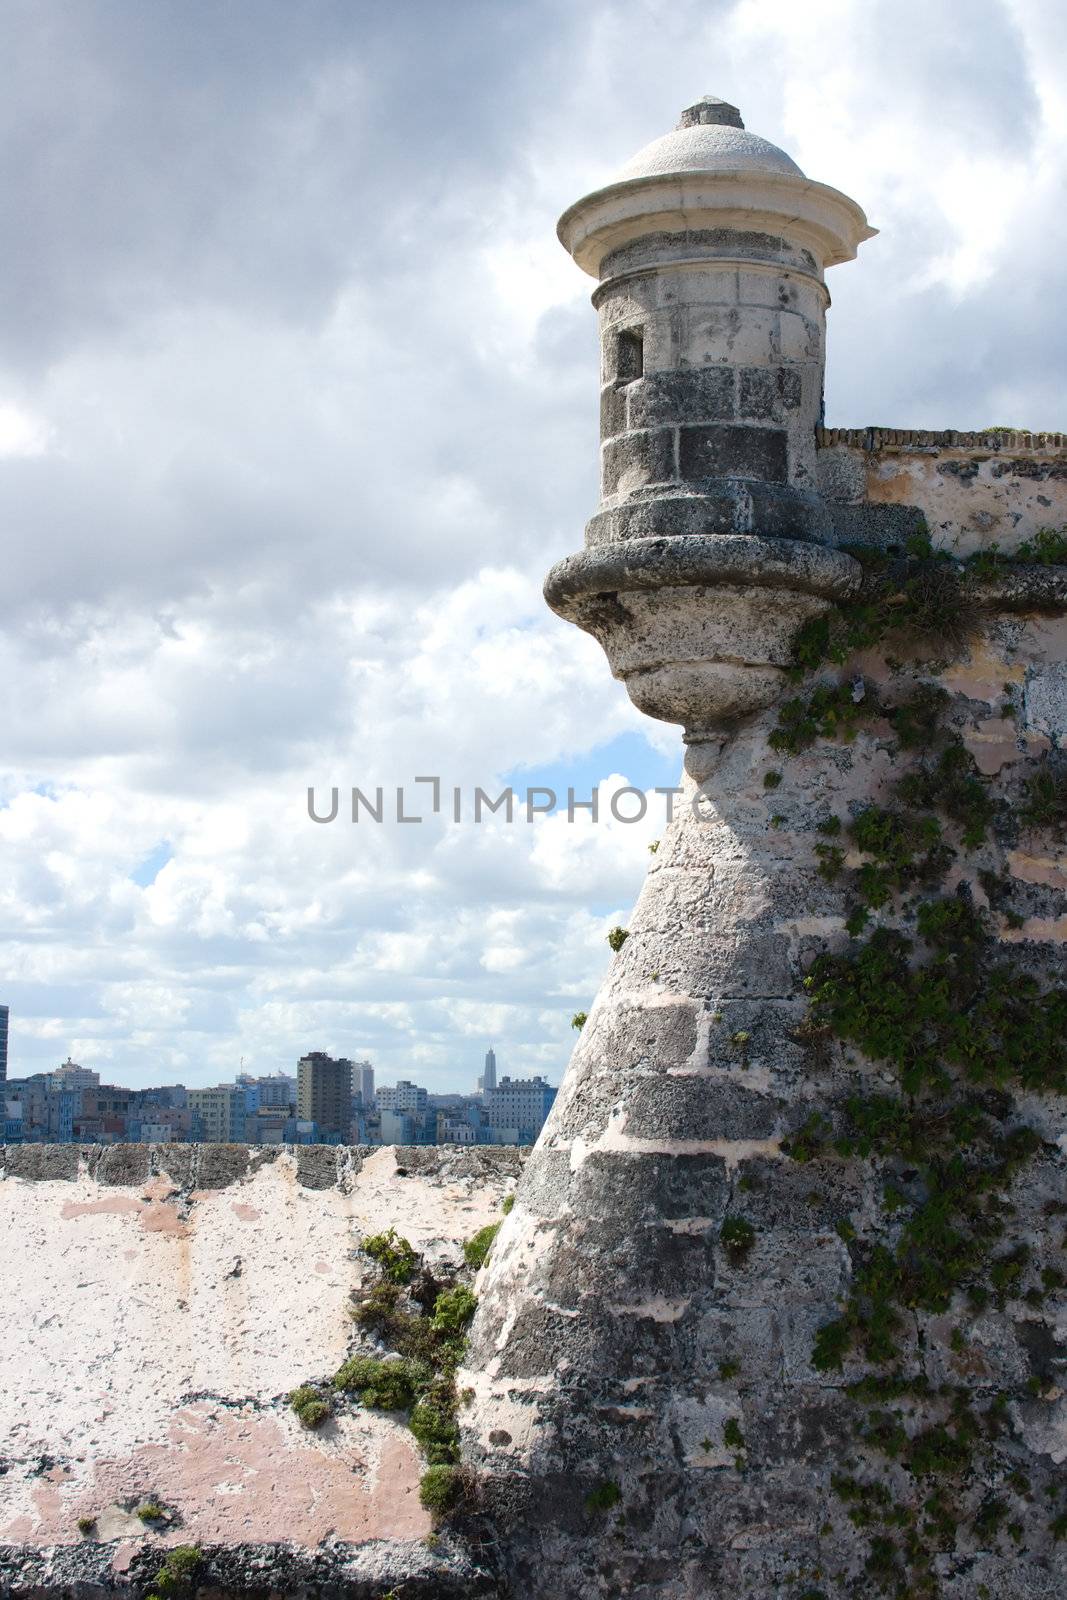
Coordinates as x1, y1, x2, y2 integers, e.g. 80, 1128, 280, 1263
601, 427, 674, 496
816, 431, 1067, 557
626, 368, 735, 428
679, 421, 788, 482
464, 609, 1067, 1595
0, 1145, 519, 1596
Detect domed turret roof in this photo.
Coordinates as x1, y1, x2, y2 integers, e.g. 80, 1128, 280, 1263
557, 95, 876, 278
611, 97, 804, 183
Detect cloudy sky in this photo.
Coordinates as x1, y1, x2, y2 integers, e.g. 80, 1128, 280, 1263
1, 0, 1064, 1092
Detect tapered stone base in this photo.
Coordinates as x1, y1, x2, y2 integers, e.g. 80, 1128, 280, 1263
459, 627, 1067, 1598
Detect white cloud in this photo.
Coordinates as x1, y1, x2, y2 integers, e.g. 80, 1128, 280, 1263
0, 401, 50, 458
0, 0, 1062, 1089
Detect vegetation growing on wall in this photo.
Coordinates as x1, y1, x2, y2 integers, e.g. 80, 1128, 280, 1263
146, 1546, 201, 1600
965, 526, 1067, 576
770, 577, 1067, 1595
286, 1206, 516, 1522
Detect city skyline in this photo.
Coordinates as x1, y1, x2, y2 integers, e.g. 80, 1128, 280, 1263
0, 1020, 561, 1099
3, 1040, 558, 1149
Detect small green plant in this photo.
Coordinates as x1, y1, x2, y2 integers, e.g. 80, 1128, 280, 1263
501, 1193, 515, 1214
419, 1464, 464, 1516
584, 1480, 622, 1514
571, 1011, 587, 1030
363, 1228, 419, 1283
1020, 768, 1067, 834
151, 1546, 201, 1599
720, 1216, 756, 1262
431, 1285, 478, 1336
771, 681, 877, 755
718, 1358, 740, 1379
135, 1499, 166, 1523
889, 681, 950, 750
607, 925, 629, 952
463, 1222, 501, 1269
288, 1384, 331, 1428
76, 1515, 96, 1535
1017, 526, 1067, 564
811, 1318, 852, 1373
648, 839, 659, 853
409, 1400, 461, 1464
332, 1356, 421, 1411
723, 1417, 745, 1450
763, 770, 783, 789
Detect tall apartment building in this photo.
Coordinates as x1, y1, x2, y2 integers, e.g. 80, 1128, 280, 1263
297, 1052, 353, 1140
351, 1059, 374, 1108
188, 1085, 246, 1143
0, 1004, 8, 1082
485, 1076, 556, 1144
375, 1079, 428, 1117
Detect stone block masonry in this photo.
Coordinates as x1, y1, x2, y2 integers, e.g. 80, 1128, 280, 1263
463, 597, 1067, 1598
460, 95, 1067, 1599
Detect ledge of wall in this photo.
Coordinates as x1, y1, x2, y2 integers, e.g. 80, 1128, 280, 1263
817, 426, 1067, 451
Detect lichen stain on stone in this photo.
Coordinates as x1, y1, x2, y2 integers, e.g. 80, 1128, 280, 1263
60, 1194, 143, 1220
9, 1404, 430, 1547
1000, 914, 1067, 944
1007, 849, 1067, 892
941, 642, 1026, 702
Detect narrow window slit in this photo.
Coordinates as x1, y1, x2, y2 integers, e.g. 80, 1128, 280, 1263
616, 329, 644, 383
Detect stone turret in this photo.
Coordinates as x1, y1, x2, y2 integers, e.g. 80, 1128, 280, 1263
546, 95, 874, 732
462, 101, 1067, 1600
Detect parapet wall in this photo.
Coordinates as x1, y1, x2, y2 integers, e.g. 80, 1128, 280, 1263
816, 427, 1067, 556
0, 1143, 522, 1597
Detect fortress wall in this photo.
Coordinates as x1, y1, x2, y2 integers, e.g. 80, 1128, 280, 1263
817, 429, 1067, 557
0, 1143, 522, 1596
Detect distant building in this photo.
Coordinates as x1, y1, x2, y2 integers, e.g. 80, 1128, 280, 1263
485, 1076, 556, 1144
376, 1079, 429, 1117
79, 1084, 133, 1142
297, 1052, 353, 1141
245, 1104, 296, 1145
0, 1004, 8, 1083
242, 1073, 295, 1112
379, 1108, 416, 1144
49, 1058, 100, 1093
47, 1089, 76, 1142
3, 1098, 21, 1142
436, 1112, 477, 1144
478, 1046, 497, 1094
351, 1059, 374, 1108
139, 1122, 177, 1143
188, 1085, 246, 1143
